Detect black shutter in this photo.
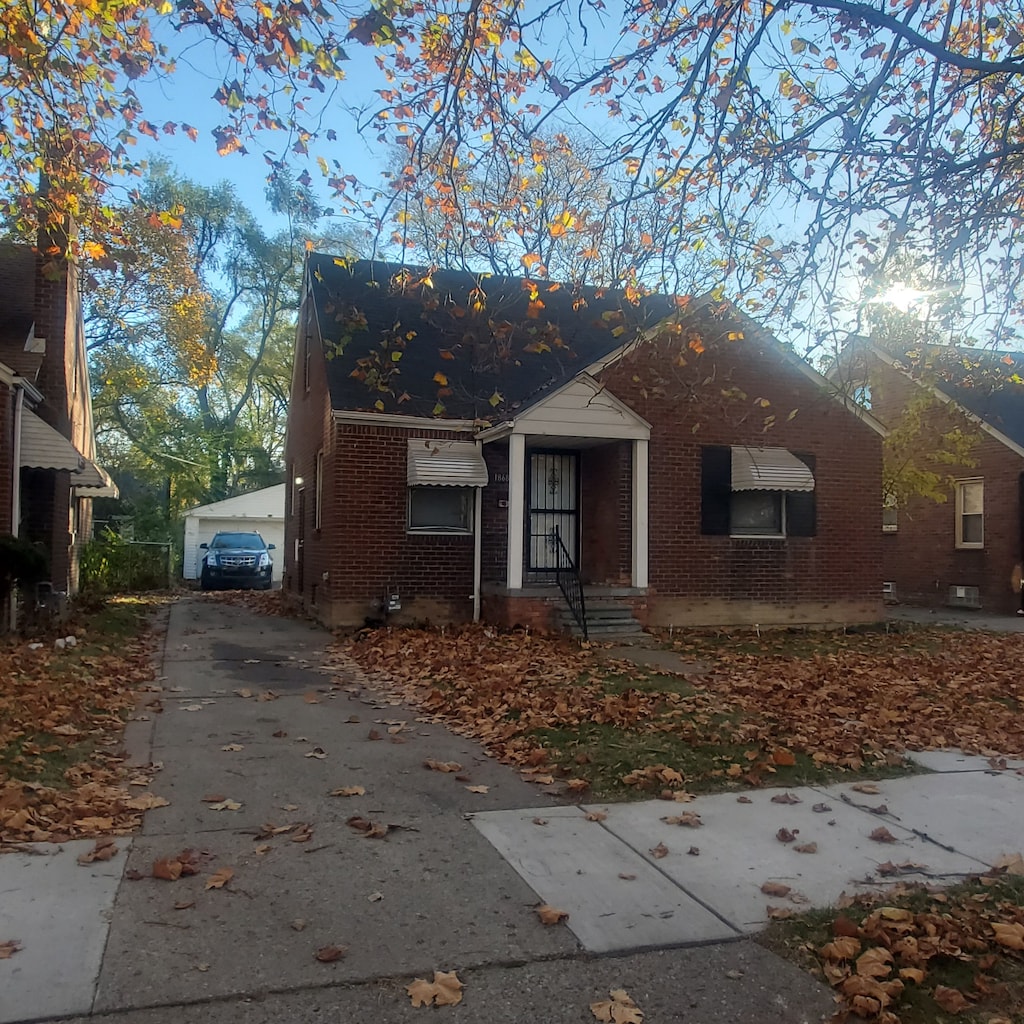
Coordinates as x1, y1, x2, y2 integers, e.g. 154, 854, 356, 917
788, 453, 816, 537
701, 445, 732, 535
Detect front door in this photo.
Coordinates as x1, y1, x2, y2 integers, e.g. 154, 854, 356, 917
527, 451, 579, 572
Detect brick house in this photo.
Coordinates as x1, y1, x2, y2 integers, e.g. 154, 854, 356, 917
0, 235, 116, 625
839, 338, 1024, 614
283, 255, 886, 634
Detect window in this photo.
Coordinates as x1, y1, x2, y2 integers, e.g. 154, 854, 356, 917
701, 445, 816, 538
852, 382, 872, 409
408, 487, 473, 533
882, 494, 898, 533
730, 490, 783, 536
314, 449, 324, 530
955, 479, 984, 548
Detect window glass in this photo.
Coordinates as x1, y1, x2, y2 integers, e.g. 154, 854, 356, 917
961, 481, 983, 515
731, 491, 783, 535
409, 487, 473, 532
211, 533, 266, 549
852, 383, 872, 409
961, 514, 983, 544
956, 479, 984, 547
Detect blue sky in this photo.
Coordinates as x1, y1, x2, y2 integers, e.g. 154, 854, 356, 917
131, 37, 388, 230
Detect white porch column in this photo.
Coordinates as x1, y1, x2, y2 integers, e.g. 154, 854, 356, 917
507, 432, 526, 589
632, 438, 649, 589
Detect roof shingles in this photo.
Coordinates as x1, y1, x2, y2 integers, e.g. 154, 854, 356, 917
307, 255, 676, 420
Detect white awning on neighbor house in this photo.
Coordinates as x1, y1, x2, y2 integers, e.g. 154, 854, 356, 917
20, 409, 119, 497
72, 462, 119, 498
407, 439, 488, 487
731, 446, 814, 492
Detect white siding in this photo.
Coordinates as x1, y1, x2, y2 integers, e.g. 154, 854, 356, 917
514, 376, 649, 440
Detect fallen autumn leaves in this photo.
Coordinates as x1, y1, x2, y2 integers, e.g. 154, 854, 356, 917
341, 624, 1024, 795
761, 872, 1024, 1024
0, 598, 162, 846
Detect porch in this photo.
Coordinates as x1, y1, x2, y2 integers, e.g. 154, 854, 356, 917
477, 375, 650, 637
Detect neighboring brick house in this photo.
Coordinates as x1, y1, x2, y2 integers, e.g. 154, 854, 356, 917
283, 255, 886, 633
839, 338, 1024, 615
0, 235, 116, 624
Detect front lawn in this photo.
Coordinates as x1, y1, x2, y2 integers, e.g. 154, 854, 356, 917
760, 874, 1024, 1024
342, 624, 1024, 798
0, 596, 163, 846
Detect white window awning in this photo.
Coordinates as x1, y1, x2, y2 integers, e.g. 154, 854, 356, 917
73, 462, 119, 498
20, 409, 85, 472
731, 446, 814, 492
408, 439, 488, 487
20, 409, 119, 497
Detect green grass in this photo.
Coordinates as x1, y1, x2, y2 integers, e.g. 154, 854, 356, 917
586, 669, 697, 697
759, 877, 1024, 1024
0, 735, 101, 788
532, 720, 923, 799
657, 621, 952, 660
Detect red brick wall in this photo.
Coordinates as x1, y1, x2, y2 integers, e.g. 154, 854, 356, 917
326, 423, 476, 619
284, 294, 478, 626
481, 442, 509, 584
596, 329, 883, 619
282, 300, 334, 606
33, 245, 73, 436
861, 355, 1024, 614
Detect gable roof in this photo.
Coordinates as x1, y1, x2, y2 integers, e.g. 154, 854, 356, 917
184, 484, 286, 519
859, 339, 1024, 454
305, 255, 677, 420
305, 255, 886, 437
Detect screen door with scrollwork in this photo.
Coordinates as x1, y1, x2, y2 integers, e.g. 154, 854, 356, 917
527, 451, 579, 572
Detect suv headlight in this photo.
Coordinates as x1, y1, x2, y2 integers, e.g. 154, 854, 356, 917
258, 552, 271, 568
206, 552, 219, 566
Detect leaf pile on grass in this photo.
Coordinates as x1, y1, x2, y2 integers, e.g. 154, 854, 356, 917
342, 626, 1024, 793
342, 626, 722, 767
696, 631, 1024, 771
765, 874, 1024, 1023
0, 603, 160, 845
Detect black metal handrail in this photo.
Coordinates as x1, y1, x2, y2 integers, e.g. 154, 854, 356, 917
550, 526, 587, 640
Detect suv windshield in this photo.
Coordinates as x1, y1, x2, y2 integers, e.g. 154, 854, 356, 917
210, 533, 267, 549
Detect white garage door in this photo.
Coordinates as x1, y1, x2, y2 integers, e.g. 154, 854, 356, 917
185, 517, 286, 582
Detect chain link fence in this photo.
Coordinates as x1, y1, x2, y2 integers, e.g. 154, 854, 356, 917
80, 535, 175, 594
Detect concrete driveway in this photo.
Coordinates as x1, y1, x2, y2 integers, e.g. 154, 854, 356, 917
6, 599, 1024, 1024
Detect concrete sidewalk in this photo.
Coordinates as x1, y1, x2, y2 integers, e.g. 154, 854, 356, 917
1, 598, 833, 1024
8, 601, 1024, 1024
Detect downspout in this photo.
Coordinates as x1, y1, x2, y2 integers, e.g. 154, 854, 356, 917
12, 386, 23, 537
472, 484, 482, 623
9, 386, 24, 632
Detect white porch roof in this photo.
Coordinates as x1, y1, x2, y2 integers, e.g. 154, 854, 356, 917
479, 374, 650, 443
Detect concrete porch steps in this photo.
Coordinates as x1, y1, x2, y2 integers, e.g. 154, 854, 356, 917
558, 598, 645, 638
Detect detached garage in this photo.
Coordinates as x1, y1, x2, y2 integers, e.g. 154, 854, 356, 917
182, 484, 285, 584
